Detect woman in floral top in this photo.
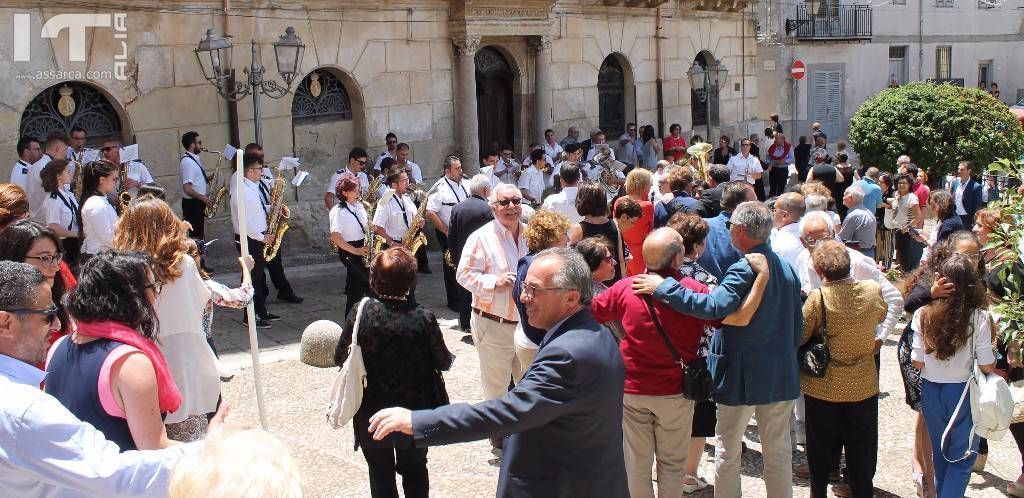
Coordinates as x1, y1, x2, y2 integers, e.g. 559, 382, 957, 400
667, 212, 717, 494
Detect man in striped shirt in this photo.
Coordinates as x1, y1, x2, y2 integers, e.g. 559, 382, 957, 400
455, 183, 528, 451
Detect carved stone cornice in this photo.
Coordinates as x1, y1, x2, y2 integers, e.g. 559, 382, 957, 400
528, 35, 552, 55
600, 0, 673, 6
452, 34, 482, 56
449, 0, 556, 38
676, 0, 758, 13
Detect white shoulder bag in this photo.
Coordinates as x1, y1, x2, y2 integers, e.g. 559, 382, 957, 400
326, 297, 369, 429
940, 316, 1013, 462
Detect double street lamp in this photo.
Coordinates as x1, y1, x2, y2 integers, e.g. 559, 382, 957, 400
194, 27, 306, 145
687, 59, 729, 142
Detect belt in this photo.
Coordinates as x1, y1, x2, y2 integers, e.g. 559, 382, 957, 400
472, 307, 518, 325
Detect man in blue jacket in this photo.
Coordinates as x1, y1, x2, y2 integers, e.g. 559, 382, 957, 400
695, 181, 757, 280
950, 160, 984, 227
632, 201, 803, 498
369, 248, 628, 498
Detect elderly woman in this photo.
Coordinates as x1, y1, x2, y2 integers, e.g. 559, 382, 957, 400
329, 175, 371, 318
573, 235, 623, 342
334, 247, 453, 498
800, 240, 887, 498
512, 209, 572, 373
616, 169, 655, 276
39, 159, 81, 268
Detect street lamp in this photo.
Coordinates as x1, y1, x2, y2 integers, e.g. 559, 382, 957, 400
687, 58, 729, 142
786, 0, 823, 35
194, 27, 305, 145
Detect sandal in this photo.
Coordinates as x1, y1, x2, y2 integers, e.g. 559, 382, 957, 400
682, 475, 709, 494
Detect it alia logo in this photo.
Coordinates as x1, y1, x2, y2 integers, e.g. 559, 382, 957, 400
13, 13, 129, 80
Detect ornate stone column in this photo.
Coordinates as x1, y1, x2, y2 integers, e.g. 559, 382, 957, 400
530, 35, 553, 142
453, 35, 481, 172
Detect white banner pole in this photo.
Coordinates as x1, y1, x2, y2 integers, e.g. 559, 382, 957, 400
236, 151, 269, 429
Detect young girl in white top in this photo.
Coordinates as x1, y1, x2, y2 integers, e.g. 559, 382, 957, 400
39, 159, 81, 267
77, 160, 119, 260
911, 253, 996, 498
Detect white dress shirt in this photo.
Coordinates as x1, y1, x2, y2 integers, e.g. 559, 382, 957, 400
42, 186, 79, 232
954, 179, 967, 216
80, 195, 118, 255
479, 166, 502, 189
397, 161, 423, 185
726, 153, 763, 184
330, 201, 369, 242
543, 142, 564, 161
0, 353, 201, 498
769, 222, 804, 269
541, 186, 583, 224
325, 168, 369, 202
27, 154, 52, 221
10, 160, 31, 190
517, 166, 545, 204
179, 151, 208, 197
796, 245, 905, 340
230, 178, 270, 242
372, 191, 418, 241
426, 176, 469, 227
118, 161, 155, 198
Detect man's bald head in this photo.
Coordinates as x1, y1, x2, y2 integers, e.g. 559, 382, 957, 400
866, 167, 880, 180
643, 227, 683, 271
799, 210, 835, 240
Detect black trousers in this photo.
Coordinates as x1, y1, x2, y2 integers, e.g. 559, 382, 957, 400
338, 243, 370, 320
361, 446, 429, 498
262, 246, 296, 298
769, 165, 789, 197
235, 236, 268, 318
805, 394, 878, 498
436, 229, 459, 309
415, 245, 430, 273
753, 177, 767, 201
182, 198, 206, 240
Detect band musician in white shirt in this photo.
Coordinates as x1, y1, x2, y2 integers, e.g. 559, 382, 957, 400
426, 155, 470, 309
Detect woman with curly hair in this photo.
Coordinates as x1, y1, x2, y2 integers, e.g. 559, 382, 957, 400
512, 209, 571, 373
45, 250, 181, 451
113, 195, 216, 442
911, 253, 995, 498
0, 183, 30, 230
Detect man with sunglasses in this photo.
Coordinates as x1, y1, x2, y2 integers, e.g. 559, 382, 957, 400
324, 147, 370, 211
0, 261, 212, 496
180, 131, 210, 240
455, 183, 528, 452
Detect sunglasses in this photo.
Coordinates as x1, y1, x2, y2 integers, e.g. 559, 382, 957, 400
24, 252, 64, 267
356, 159, 368, 165
3, 303, 60, 327
493, 197, 522, 207
101, 146, 118, 152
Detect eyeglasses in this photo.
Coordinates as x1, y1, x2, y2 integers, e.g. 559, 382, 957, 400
520, 282, 569, 299
2, 303, 60, 327
493, 197, 522, 207
24, 252, 64, 267
356, 159, 368, 165
145, 280, 163, 294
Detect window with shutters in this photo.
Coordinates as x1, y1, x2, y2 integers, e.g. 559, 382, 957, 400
935, 46, 952, 79
811, 70, 842, 138
888, 46, 908, 86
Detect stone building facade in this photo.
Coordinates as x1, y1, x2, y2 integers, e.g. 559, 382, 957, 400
2, 0, 761, 261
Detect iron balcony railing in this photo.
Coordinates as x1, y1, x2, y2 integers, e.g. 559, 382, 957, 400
792, 4, 872, 40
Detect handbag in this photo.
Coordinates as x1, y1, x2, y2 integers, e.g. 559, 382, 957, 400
642, 296, 713, 401
941, 317, 1014, 462
798, 290, 831, 378
326, 297, 369, 429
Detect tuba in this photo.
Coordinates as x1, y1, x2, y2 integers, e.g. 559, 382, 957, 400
687, 142, 714, 183
262, 169, 290, 261
401, 190, 429, 254
589, 147, 620, 198
202, 148, 229, 218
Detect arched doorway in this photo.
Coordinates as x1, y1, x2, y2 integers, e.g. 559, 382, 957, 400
690, 51, 720, 131
475, 46, 514, 157
598, 55, 626, 138
291, 68, 357, 166
20, 82, 124, 146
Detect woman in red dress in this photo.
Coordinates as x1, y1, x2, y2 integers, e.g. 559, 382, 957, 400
614, 169, 655, 276
663, 123, 688, 162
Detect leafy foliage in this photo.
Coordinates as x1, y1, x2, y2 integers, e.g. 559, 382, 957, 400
849, 83, 1024, 177
983, 158, 1024, 358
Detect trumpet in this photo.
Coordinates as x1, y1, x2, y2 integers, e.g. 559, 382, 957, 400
201, 148, 228, 218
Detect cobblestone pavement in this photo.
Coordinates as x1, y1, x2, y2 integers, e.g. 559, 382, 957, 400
213, 255, 1020, 497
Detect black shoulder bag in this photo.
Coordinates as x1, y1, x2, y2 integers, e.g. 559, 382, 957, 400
643, 296, 713, 401
798, 290, 830, 378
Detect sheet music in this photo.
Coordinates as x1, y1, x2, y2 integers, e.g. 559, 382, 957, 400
278, 157, 300, 170
120, 144, 139, 163
223, 144, 238, 160
291, 170, 309, 187
82, 149, 101, 163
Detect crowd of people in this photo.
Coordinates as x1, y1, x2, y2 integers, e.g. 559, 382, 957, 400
2, 117, 1023, 498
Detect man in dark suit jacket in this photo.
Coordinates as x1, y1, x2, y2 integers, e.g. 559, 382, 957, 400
696, 164, 731, 218
950, 160, 984, 227
369, 248, 628, 498
447, 175, 495, 330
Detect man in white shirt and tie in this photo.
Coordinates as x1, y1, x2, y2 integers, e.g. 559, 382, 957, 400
372, 170, 422, 247
180, 131, 210, 240
230, 153, 277, 328
11, 136, 41, 190
0, 260, 216, 497
426, 155, 470, 310
27, 131, 69, 221
542, 161, 583, 224
726, 138, 763, 185
324, 147, 370, 210
543, 129, 564, 162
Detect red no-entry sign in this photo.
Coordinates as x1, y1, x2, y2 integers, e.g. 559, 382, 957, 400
791, 60, 806, 80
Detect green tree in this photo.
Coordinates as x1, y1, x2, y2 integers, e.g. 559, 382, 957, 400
848, 82, 1024, 177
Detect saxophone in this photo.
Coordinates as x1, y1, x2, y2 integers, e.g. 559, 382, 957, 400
262, 169, 290, 261
360, 174, 387, 267
203, 148, 228, 218
117, 162, 132, 212
401, 190, 429, 254
70, 150, 85, 199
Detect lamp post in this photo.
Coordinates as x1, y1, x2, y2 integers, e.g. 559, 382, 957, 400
194, 27, 305, 145
687, 58, 729, 143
